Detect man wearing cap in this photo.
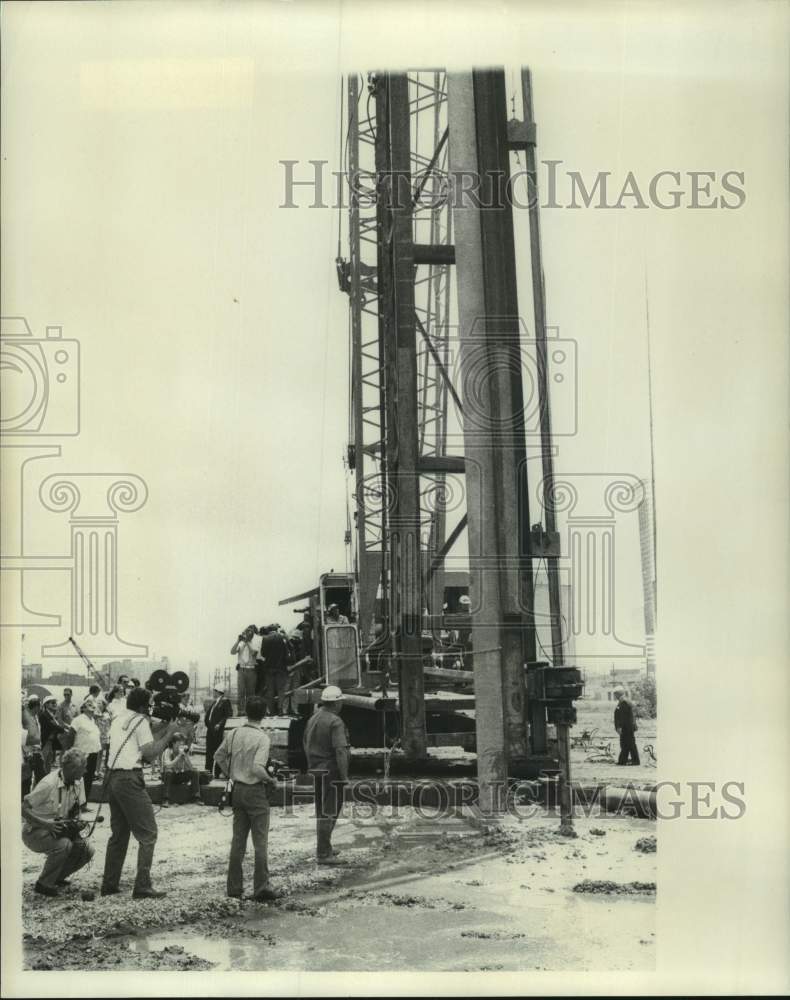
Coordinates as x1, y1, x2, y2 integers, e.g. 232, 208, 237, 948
100, 686, 181, 899
614, 689, 640, 766
22, 748, 94, 897
214, 695, 281, 902
70, 698, 102, 808
303, 686, 350, 865
204, 685, 232, 777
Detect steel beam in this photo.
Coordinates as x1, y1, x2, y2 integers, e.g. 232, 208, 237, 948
375, 73, 427, 758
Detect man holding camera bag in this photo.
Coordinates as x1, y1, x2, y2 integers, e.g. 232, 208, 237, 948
22, 748, 94, 897
100, 686, 180, 899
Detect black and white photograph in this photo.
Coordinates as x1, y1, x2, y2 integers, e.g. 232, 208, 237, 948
1, 1, 787, 996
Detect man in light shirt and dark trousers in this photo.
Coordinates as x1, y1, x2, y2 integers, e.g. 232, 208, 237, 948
69, 697, 102, 809
214, 695, 281, 902
231, 625, 262, 713
100, 686, 180, 899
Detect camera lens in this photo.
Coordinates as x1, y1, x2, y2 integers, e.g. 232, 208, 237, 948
0, 345, 47, 431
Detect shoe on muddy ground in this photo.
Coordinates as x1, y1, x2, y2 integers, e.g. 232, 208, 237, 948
33, 882, 59, 897
132, 888, 167, 900
249, 887, 283, 902
100, 885, 121, 896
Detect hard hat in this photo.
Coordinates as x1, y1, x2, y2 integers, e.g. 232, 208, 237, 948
42, 695, 57, 705
213, 686, 225, 695
459, 595, 471, 606
320, 685, 345, 703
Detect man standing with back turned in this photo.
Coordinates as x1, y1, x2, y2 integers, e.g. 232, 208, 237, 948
303, 686, 350, 865
101, 686, 180, 898
614, 689, 640, 766
214, 696, 280, 902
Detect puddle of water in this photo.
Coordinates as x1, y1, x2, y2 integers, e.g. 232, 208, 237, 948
126, 851, 655, 972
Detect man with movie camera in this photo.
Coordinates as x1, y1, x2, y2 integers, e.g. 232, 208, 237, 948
22, 748, 95, 898
100, 686, 181, 899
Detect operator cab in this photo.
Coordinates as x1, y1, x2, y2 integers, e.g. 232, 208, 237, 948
279, 571, 362, 691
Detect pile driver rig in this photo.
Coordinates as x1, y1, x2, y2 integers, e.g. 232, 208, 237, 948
281, 68, 582, 822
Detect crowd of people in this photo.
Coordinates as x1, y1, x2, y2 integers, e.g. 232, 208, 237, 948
231, 620, 316, 716
21, 678, 352, 905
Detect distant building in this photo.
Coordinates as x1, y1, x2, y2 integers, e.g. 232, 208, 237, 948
22, 663, 43, 684
104, 658, 169, 684
43, 670, 91, 687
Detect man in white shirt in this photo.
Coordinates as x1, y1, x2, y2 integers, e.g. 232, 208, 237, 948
100, 687, 180, 899
231, 624, 262, 713
21, 748, 93, 897
70, 698, 102, 809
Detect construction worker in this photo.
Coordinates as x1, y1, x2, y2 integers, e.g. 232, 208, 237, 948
303, 686, 350, 865
326, 604, 349, 625
614, 689, 640, 765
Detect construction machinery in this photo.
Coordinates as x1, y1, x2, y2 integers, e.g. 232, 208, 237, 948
247, 68, 584, 823
68, 636, 111, 691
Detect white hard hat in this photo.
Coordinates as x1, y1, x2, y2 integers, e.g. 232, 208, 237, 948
459, 595, 471, 606
320, 685, 344, 703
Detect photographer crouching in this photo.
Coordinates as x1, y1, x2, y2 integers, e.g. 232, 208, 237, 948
22, 748, 94, 898
100, 686, 181, 899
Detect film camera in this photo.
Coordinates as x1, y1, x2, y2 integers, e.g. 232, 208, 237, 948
146, 669, 201, 724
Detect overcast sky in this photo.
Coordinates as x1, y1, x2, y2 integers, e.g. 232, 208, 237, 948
2, 0, 786, 686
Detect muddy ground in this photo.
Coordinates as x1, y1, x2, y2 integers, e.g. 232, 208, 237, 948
23, 795, 656, 972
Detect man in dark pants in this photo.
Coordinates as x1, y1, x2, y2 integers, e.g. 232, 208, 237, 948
214, 696, 280, 902
203, 685, 232, 777
101, 687, 179, 899
23, 696, 46, 787
303, 686, 350, 865
260, 626, 291, 716
614, 689, 640, 765
22, 748, 94, 897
